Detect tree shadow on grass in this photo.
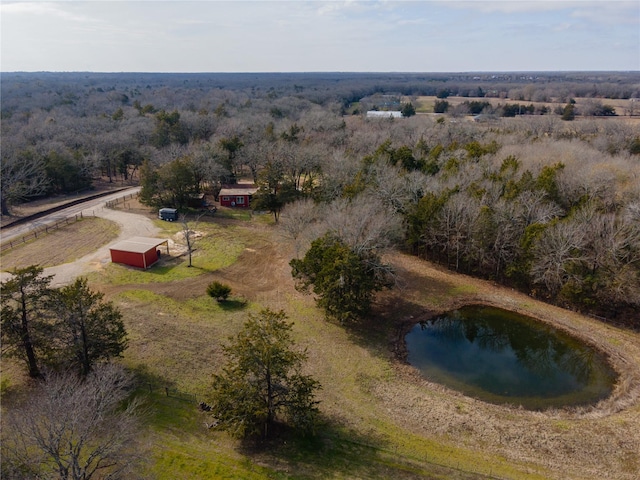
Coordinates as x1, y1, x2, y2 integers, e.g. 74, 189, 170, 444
183, 264, 216, 274
237, 415, 393, 479
146, 263, 180, 275
218, 297, 249, 311
130, 364, 203, 433
237, 414, 481, 479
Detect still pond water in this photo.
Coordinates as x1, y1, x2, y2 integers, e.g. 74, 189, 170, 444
405, 305, 616, 409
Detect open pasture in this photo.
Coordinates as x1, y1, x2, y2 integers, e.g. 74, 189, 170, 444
2, 201, 639, 480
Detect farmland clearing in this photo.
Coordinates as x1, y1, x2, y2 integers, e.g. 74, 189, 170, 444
1, 198, 639, 479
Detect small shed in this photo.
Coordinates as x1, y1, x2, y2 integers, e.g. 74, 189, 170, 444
219, 185, 258, 208
109, 236, 170, 269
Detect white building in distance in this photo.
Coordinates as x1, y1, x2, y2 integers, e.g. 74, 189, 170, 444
366, 110, 403, 118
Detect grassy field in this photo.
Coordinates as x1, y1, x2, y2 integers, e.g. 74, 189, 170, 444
412, 95, 640, 118
2, 204, 639, 479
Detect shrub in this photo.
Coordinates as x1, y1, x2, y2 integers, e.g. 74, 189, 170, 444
206, 281, 231, 302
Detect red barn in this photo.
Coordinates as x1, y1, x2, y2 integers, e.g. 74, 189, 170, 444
109, 237, 170, 269
219, 185, 258, 208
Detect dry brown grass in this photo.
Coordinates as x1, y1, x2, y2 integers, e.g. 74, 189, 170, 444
379, 253, 640, 479
0, 217, 119, 271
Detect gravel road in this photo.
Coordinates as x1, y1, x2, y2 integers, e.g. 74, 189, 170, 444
1, 188, 161, 287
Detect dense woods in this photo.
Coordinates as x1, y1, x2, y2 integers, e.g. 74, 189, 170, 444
2, 72, 639, 326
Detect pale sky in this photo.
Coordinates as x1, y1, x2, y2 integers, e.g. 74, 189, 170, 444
1, 1, 638, 72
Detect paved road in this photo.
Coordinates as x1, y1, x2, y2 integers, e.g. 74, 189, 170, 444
1, 187, 163, 287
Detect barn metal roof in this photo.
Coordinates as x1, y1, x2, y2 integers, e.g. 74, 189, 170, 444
109, 236, 169, 254
219, 187, 258, 196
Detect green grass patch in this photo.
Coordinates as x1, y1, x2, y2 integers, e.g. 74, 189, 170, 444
94, 223, 245, 285
214, 209, 255, 221
139, 388, 539, 480
116, 289, 259, 393
448, 284, 479, 296
138, 393, 282, 479
149, 437, 282, 480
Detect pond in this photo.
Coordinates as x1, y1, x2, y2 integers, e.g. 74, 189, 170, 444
405, 305, 616, 410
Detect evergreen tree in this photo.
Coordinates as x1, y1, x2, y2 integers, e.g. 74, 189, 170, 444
50, 278, 127, 376
433, 100, 449, 113
401, 102, 416, 117
206, 281, 232, 302
139, 159, 161, 207
210, 309, 320, 439
1, 266, 54, 378
561, 103, 576, 121
290, 234, 392, 322
251, 160, 299, 222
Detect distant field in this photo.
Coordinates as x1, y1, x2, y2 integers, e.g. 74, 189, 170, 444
413, 95, 638, 116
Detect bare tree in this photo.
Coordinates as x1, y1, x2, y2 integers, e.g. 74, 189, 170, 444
0, 142, 49, 216
181, 212, 206, 267
315, 150, 361, 202
323, 196, 403, 256
1, 363, 143, 480
434, 192, 479, 272
530, 219, 587, 296
578, 204, 640, 309
279, 198, 322, 257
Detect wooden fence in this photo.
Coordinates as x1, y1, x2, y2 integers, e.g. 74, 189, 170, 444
1, 191, 140, 254
105, 192, 139, 209
0, 212, 96, 253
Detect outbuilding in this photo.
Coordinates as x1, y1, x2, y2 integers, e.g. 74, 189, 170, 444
366, 110, 403, 118
109, 236, 170, 269
219, 185, 258, 208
